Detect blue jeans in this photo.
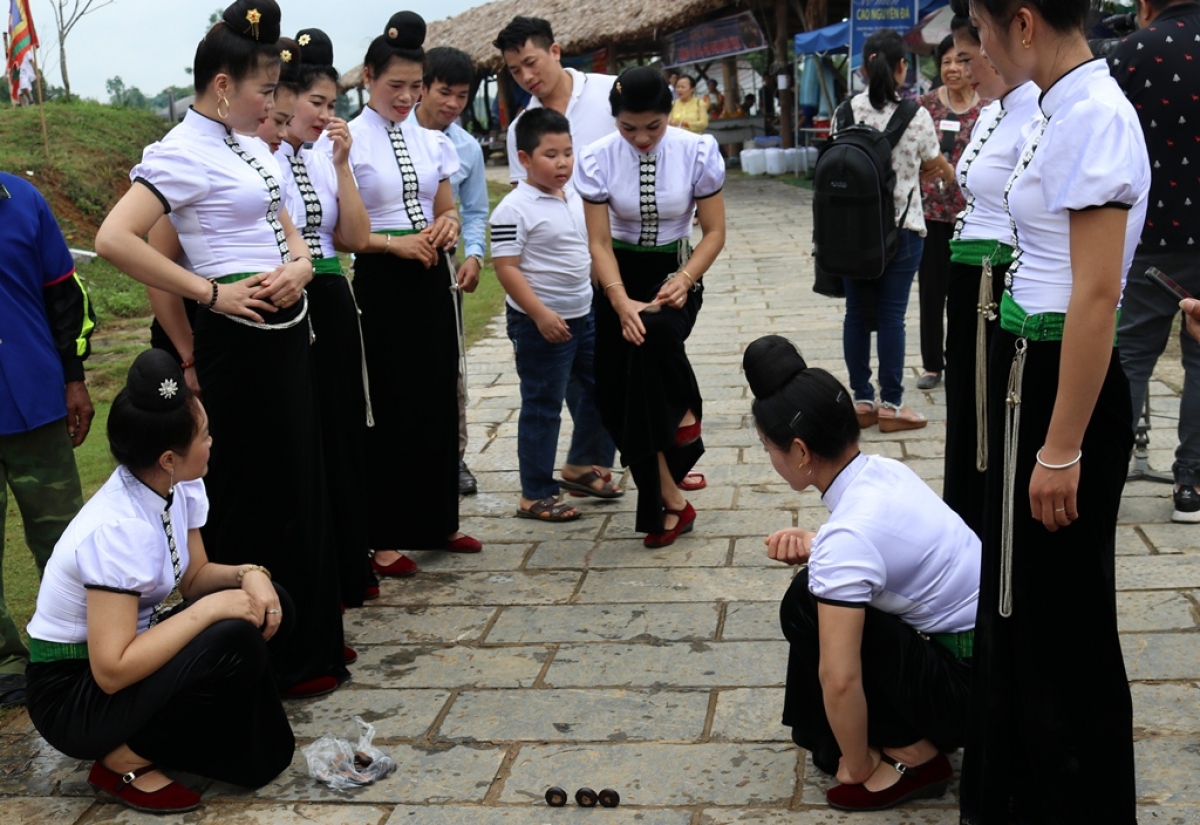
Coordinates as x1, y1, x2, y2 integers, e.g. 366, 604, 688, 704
507, 306, 616, 500
1118, 249, 1200, 486
842, 230, 924, 406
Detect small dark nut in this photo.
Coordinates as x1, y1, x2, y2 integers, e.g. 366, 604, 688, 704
598, 788, 620, 807
575, 787, 599, 807
353, 751, 374, 768
545, 786, 568, 807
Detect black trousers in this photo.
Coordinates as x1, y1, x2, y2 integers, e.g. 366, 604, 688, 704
942, 260, 1009, 537
26, 585, 296, 788
918, 220, 955, 374
779, 568, 972, 775
960, 332, 1136, 825
593, 248, 704, 534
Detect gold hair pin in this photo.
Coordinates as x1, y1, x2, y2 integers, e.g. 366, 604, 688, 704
616, 81, 622, 93
280, 49, 292, 63
298, 33, 312, 46
388, 26, 399, 39
245, 8, 262, 40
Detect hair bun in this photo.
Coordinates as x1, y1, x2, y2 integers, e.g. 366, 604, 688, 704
385, 11, 426, 49
126, 349, 189, 413
295, 28, 334, 67
614, 66, 668, 107
743, 335, 808, 399
221, 0, 281, 44
277, 37, 303, 83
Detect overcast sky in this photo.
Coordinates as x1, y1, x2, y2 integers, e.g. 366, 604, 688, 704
26, 0, 485, 101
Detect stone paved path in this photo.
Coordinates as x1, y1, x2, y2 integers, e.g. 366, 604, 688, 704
3, 175, 1200, 824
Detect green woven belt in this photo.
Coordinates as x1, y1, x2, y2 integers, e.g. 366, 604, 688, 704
213, 272, 259, 285
949, 238, 1014, 267
378, 228, 420, 236
1001, 292, 1119, 344
29, 638, 89, 662
612, 238, 680, 254
930, 629, 973, 660
313, 257, 343, 276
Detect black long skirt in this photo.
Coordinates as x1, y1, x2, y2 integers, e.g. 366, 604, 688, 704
594, 248, 705, 533
780, 568, 972, 775
942, 260, 1008, 537
353, 252, 459, 548
26, 586, 296, 788
960, 330, 1136, 825
193, 301, 347, 690
308, 272, 374, 607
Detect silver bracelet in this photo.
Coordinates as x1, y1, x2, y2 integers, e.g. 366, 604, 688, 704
1035, 448, 1082, 470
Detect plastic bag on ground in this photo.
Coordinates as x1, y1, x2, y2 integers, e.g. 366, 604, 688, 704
303, 716, 397, 790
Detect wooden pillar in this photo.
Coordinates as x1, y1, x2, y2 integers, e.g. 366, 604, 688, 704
608, 41, 618, 74
721, 56, 738, 116
775, 0, 795, 148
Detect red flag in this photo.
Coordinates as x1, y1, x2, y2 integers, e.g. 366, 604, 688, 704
8, 0, 39, 101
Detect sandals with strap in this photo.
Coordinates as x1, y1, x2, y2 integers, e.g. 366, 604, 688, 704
558, 469, 624, 499
517, 496, 582, 522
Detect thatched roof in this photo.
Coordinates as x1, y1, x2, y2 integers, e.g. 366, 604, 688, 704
340, 0, 745, 88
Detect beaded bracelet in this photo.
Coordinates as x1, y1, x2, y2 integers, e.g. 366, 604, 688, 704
1035, 448, 1082, 470
179, 359, 195, 370
205, 280, 219, 310
237, 564, 272, 584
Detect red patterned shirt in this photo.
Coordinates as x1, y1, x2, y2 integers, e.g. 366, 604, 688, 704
918, 88, 983, 224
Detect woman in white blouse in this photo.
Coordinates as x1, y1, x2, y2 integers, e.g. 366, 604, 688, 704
95, 0, 349, 700
745, 335, 977, 812
839, 30, 954, 433
343, 11, 479, 575
576, 66, 726, 548
961, 1, 1150, 822
26, 350, 294, 815
940, 8, 1040, 536
275, 28, 376, 607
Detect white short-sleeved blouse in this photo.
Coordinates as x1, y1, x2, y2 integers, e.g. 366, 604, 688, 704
1005, 60, 1151, 315
343, 106, 460, 232
954, 81, 1041, 245
574, 127, 725, 247
506, 68, 617, 185
27, 467, 208, 643
806, 454, 980, 634
130, 108, 291, 278
277, 141, 340, 260
847, 93, 942, 236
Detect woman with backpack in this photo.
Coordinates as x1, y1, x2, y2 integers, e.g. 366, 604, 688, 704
835, 30, 953, 433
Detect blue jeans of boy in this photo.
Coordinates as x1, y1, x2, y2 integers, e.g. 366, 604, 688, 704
842, 229, 925, 406
507, 306, 616, 500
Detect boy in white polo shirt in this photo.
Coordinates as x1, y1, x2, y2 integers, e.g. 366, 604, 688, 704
490, 109, 620, 521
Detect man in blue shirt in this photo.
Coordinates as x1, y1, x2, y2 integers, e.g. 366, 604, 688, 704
416, 47, 489, 495
0, 171, 95, 705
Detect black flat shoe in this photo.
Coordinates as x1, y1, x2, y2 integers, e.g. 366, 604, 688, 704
458, 461, 478, 495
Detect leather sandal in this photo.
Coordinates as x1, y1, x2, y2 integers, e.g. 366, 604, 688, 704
826, 751, 952, 811
517, 496, 581, 522
88, 761, 201, 814
855, 401, 878, 429
877, 402, 928, 433
559, 468, 623, 499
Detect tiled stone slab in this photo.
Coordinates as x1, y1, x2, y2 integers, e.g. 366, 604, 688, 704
1117, 555, 1200, 590
372, 571, 582, 607
710, 688, 789, 742
544, 641, 789, 688
405, 543, 533, 571
352, 645, 548, 689
576, 568, 797, 604
525, 538, 732, 569
87, 802, 390, 824
386, 807, 692, 824
501, 743, 798, 806
486, 604, 720, 644
722, 602, 783, 641
462, 514, 603, 542
0, 753, 92, 797
438, 689, 710, 742
1116, 526, 1152, 556
1123, 634, 1200, 680
1132, 683, 1200, 735
1126, 807, 1200, 825
0, 798, 92, 825
345, 606, 496, 645
286, 689, 451, 740
700, 809, 961, 824
1117, 591, 1198, 632
1121, 495, 1177, 525
1139, 523, 1199, 554
211, 746, 506, 803
605, 510, 796, 540
1137, 736, 1200, 804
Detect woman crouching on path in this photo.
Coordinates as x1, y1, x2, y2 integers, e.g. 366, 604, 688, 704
745, 335, 978, 812
26, 350, 294, 815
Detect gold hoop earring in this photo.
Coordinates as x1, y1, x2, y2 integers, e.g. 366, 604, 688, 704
1022, 39, 1031, 49
217, 94, 230, 120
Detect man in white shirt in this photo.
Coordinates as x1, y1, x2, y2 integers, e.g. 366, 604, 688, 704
493, 16, 617, 186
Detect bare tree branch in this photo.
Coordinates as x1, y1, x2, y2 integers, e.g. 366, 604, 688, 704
50, 0, 118, 99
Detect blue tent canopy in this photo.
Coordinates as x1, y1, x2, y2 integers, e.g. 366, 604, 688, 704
794, 0, 947, 56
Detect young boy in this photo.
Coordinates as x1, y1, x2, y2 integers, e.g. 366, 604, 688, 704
489, 109, 621, 521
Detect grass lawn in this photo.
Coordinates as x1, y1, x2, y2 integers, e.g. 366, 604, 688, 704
1, 179, 513, 684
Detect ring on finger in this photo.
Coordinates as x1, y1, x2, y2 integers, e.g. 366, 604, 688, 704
1054, 507, 1066, 513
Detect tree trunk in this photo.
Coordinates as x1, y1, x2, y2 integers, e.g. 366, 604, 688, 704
775, 0, 794, 148
58, 32, 71, 100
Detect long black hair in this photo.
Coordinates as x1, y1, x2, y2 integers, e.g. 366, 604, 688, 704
862, 29, 906, 110
744, 336, 860, 459
193, 0, 282, 94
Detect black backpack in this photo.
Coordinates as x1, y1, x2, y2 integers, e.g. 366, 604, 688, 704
812, 98, 919, 292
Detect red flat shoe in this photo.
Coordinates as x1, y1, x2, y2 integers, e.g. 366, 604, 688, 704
678, 471, 706, 491
675, 420, 702, 447
446, 534, 483, 553
370, 552, 418, 577
644, 502, 696, 548
363, 584, 380, 600
344, 646, 358, 665
88, 762, 201, 814
282, 675, 341, 699
826, 752, 952, 811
